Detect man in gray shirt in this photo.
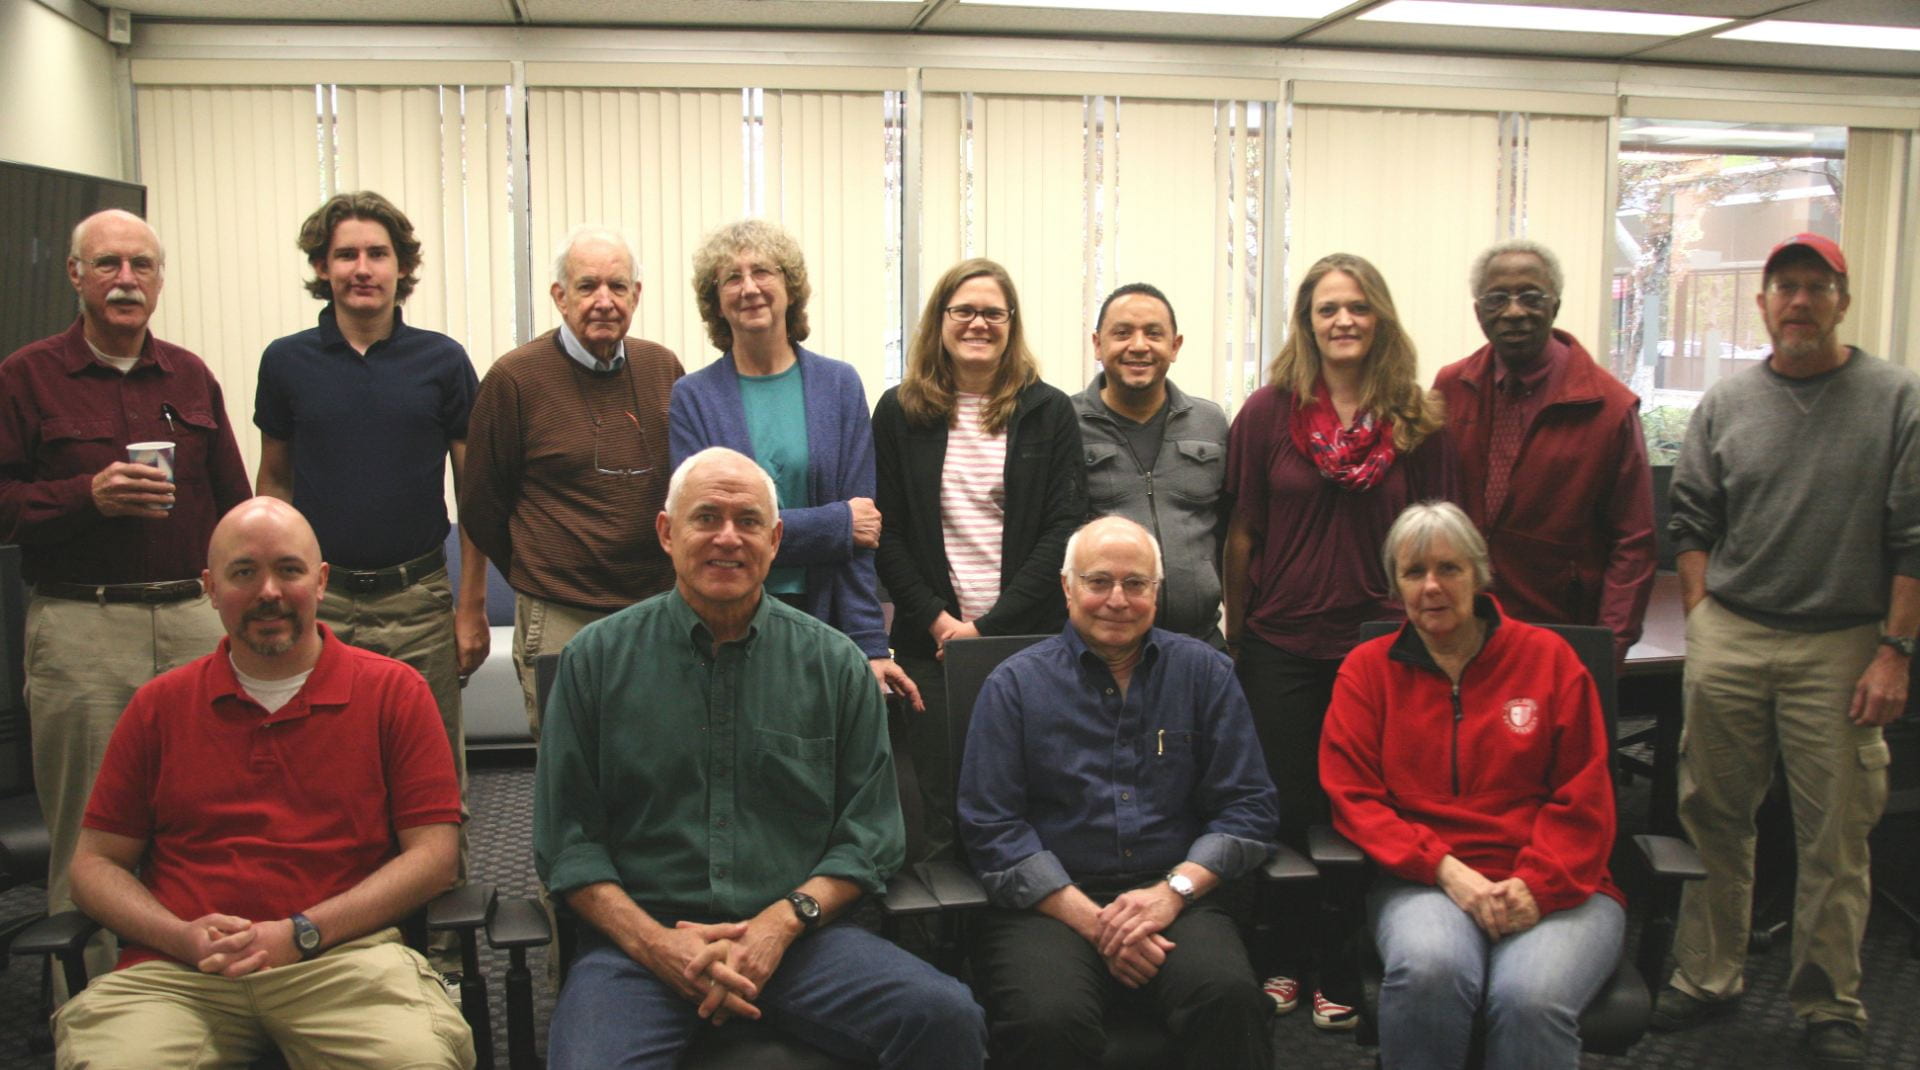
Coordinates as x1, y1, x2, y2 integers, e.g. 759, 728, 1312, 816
1075, 283, 1229, 641
1656, 233, 1919, 1070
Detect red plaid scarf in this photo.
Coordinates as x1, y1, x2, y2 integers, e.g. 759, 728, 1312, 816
1289, 381, 1397, 492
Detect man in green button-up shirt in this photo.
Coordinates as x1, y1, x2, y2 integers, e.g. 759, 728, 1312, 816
534, 446, 985, 1069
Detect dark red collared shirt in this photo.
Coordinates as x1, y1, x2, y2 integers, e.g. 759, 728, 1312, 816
0, 319, 252, 584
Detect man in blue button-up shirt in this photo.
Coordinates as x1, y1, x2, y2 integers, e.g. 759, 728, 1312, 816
958, 515, 1279, 1069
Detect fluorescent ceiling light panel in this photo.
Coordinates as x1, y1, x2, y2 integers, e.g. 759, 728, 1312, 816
1360, 1, 1729, 36
1716, 20, 1920, 52
958, 0, 1350, 16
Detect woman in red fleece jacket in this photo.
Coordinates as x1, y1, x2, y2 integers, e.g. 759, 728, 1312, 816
1321, 501, 1625, 1070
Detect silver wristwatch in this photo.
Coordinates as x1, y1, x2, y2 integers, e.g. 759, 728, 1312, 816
1164, 870, 1197, 904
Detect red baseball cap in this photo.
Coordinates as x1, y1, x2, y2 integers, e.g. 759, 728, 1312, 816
1764, 232, 1847, 276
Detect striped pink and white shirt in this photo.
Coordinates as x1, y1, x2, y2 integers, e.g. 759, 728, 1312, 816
941, 393, 1009, 622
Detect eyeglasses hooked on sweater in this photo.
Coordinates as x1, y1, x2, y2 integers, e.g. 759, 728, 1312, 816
592, 410, 653, 477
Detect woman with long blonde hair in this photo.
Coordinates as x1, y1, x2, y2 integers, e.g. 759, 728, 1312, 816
1223, 252, 1459, 1027
872, 257, 1087, 859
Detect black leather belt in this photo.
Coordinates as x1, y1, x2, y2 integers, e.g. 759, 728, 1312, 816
334, 546, 447, 596
35, 579, 204, 605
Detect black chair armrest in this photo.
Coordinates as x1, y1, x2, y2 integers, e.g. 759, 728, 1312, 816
916, 860, 989, 910
1262, 841, 1319, 882
878, 868, 942, 917
427, 882, 496, 932
1633, 834, 1707, 882
487, 896, 553, 950
13, 910, 98, 958
1307, 824, 1367, 868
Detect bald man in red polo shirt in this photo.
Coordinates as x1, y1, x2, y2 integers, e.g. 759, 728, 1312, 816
53, 498, 472, 1068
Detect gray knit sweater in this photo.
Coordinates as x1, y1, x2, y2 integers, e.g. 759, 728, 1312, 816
1668, 348, 1920, 632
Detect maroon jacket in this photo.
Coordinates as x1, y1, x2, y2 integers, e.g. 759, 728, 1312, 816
1434, 331, 1654, 661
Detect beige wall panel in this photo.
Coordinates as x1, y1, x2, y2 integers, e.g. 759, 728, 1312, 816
1110, 98, 1223, 402
1520, 115, 1609, 365
763, 91, 893, 407
1289, 104, 1499, 385
917, 93, 967, 310
976, 95, 1089, 391
137, 85, 327, 484
0, 0, 124, 179
1841, 128, 1908, 359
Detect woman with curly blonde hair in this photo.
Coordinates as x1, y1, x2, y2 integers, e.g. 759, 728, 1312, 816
1224, 252, 1459, 1027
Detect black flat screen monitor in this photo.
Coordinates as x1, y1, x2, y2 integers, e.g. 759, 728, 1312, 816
0, 160, 147, 359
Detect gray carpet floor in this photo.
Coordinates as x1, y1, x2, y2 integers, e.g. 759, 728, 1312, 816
3, 746, 1919, 1068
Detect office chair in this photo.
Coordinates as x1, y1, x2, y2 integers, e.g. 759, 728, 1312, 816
1311, 620, 1706, 1060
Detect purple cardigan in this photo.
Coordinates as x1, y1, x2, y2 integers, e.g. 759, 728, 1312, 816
668, 346, 890, 659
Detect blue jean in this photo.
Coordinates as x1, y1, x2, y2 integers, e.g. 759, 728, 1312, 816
547, 922, 986, 1070
1371, 878, 1625, 1070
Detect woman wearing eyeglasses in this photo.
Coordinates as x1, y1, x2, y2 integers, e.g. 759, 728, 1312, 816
873, 257, 1087, 860
1223, 252, 1459, 1028
669, 220, 923, 711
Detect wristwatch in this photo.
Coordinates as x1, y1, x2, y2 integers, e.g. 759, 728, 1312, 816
1164, 871, 1197, 904
785, 892, 822, 932
1882, 633, 1916, 659
289, 913, 322, 960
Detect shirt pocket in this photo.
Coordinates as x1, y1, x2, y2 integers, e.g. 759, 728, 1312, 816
1082, 442, 1128, 508
37, 416, 118, 479
1140, 728, 1199, 798
753, 728, 836, 816
1163, 439, 1224, 506
162, 406, 223, 486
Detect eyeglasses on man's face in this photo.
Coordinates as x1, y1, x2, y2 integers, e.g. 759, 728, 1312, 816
1474, 289, 1554, 316
1765, 279, 1840, 301
1075, 573, 1158, 600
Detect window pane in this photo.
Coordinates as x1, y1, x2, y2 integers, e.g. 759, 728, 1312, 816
1612, 118, 1845, 462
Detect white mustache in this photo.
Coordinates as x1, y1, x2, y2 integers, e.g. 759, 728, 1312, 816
106, 287, 148, 305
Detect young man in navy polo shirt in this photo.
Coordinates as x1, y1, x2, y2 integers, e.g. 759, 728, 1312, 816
253, 192, 486, 972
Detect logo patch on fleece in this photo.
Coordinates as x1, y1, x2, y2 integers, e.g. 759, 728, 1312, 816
1502, 698, 1540, 736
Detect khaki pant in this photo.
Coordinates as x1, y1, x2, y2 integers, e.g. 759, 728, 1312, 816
1670, 596, 1889, 1024
319, 569, 468, 971
53, 929, 475, 1069
25, 592, 225, 992
512, 593, 608, 741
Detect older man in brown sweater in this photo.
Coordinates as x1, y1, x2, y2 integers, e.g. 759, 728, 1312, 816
461, 226, 684, 737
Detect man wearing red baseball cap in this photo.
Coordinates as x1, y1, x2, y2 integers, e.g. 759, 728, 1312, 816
1658, 231, 1920, 1069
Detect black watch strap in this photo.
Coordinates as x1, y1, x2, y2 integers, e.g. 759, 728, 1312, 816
1882, 633, 1916, 659
785, 891, 821, 932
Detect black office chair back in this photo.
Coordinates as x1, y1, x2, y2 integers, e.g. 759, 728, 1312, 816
942, 635, 1052, 790
1, 545, 31, 800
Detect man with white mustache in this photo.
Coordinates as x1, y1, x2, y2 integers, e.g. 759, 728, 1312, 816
0, 208, 252, 991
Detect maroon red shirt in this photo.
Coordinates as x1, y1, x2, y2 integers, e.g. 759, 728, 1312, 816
1226, 385, 1461, 660
0, 319, 252, 585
